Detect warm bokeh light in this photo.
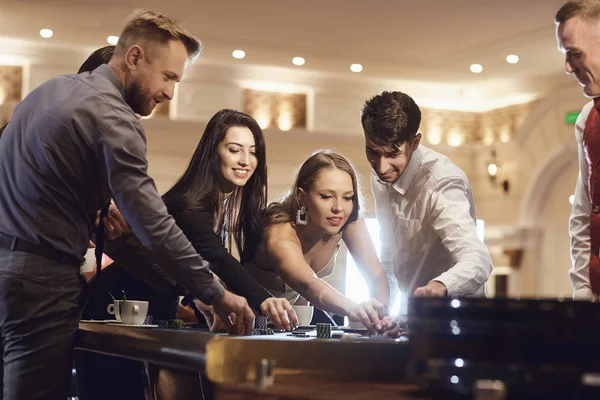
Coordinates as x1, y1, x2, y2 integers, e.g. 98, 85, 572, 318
506, 54, 519, 64
39, 29, 53, 39
427, 129, 442, 145
350, 63, 363, 73
470, 63, 483, 73
488, 163, 498, 177
277, 113, 293, 131
232, 50, 246, 59
447, 134, 464, 147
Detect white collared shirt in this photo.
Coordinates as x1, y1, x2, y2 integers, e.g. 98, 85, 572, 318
371, 145, 493, 298
569, 101, 594, 301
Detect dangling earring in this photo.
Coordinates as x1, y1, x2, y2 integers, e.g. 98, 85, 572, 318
296, 206, 308, 225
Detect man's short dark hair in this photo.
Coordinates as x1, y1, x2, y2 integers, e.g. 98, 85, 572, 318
78, 46, 115, 74
361, 91, 421, 151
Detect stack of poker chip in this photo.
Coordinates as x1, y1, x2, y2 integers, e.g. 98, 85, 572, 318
255, 315, 268, 330
155, 319, 186, 330
252, 315, 270, 335
316, 323, 332, 339
258, 328, 275, 335
169, 319, 186, 330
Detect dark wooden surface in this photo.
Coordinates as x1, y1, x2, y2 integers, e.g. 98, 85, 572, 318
214, 379, 424, 400
75, 323, 213, 372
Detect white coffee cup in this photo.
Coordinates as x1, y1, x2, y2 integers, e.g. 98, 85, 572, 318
292, 305, 314, 326
107, 300, 149, 325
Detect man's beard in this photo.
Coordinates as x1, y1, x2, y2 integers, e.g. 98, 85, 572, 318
126, 79, 153, 117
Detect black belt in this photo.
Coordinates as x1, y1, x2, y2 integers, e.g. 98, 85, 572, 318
0, 232, 81, 268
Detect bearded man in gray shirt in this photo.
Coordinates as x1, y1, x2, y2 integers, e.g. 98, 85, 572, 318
0, 9, 254, 399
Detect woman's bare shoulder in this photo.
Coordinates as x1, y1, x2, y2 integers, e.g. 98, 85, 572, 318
264, 222, 297, 239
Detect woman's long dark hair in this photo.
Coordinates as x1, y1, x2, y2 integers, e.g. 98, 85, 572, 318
162, 109, 267, 262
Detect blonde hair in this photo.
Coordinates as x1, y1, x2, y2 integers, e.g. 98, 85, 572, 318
115, 9, 202, 61
555, 0, 600, 24
265, 150, 362, 230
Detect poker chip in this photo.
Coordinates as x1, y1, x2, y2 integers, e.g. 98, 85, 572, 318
169, 319, 186, 329
316, 323, 331, 339
255, 315, 268, 330
257, 328, 274, 335
155, 319, 187, 330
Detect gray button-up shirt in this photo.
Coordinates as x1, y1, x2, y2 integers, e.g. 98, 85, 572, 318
0, 64, 224, 304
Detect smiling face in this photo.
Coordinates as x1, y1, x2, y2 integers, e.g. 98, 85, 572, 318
300, 168, 355, 235
557, 16, 600, 98
365, 134, 420, 183
217, 125, 257, 193
126, 40, 189, 116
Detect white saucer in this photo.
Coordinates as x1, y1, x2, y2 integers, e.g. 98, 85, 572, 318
107, 323, 158, 328
80, 320, 113, 324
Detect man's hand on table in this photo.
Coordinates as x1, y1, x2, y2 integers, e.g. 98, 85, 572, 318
212, 290, 255, 336
189, 299, 227, 332
414, 280, 447, 297
380, 315, 402, 338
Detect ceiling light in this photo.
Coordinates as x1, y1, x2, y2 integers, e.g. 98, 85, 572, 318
107, 36, 119, 45
39, 29, 53, 39
487, 163, 498, 177
506, 54, 519, 64
232, 50, 246, 59
470, 64, 483, 73
292, 57, 305, 66
350, 63, 363, 73
569, 194, 575, 205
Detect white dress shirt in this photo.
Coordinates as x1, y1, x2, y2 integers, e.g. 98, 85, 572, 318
372, 145, 493, 298
569, 101, 594, 301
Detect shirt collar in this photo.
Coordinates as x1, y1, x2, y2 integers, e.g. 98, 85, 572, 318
391, 145, 424, 195
93, 64, 126, 100
594, 97, 600, 113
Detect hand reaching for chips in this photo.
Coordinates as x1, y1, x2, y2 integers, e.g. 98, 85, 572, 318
379, 315, 401, 338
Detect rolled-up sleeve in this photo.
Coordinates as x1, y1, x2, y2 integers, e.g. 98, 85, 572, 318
429, 177, 493, 296
97, 119, 224, 304
569, 102, 593, 301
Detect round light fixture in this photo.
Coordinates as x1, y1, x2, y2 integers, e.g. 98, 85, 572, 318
107, 36, 119, 45
506, 54, 519, 64
350, 63, 363, 73
470, 64, 483, 73
292, 57, 305, 66
232, 50, 246, 59
39, 29, 53, 39
487, 163, 498, 177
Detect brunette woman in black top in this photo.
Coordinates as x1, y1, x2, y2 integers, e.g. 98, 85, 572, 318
161, 109, 297, 327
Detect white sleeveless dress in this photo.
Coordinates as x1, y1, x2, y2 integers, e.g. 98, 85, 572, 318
245, 245, 339, 305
